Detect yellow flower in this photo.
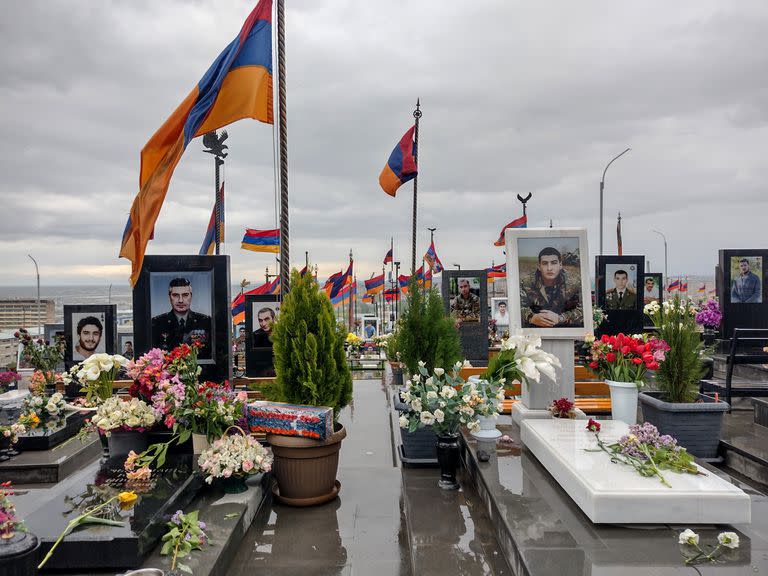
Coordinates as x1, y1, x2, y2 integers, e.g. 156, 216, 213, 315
117, 491, 138, 510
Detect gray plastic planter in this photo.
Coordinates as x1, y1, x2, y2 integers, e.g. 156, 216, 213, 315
393, 391, 438, 464
638, 391, 728, 460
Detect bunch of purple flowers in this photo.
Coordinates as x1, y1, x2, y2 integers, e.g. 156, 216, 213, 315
695, 299, 722, 329
617, 422, 679, 459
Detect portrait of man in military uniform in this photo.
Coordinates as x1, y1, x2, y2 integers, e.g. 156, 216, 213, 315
151, 277, 212, 358
605, 269, 637, 310
519, 246, 583, 328
450, 277, 481, 324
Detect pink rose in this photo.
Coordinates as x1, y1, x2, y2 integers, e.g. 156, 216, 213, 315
263, 463, 271, 472
223, 468, 232, 478
242, 460, 254, 472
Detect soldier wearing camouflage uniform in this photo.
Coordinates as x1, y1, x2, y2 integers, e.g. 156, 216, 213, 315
450, 278, 481, 323
520, 247, 583, 328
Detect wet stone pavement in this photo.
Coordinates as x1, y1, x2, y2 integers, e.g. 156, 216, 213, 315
228, 374, 511, 576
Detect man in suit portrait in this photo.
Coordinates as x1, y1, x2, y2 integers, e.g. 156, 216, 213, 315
643, 277, 659, 305
252, 307, 276, 348
605, 269, 637, 310
152, 277, 212, 357
731, 258, 762, 303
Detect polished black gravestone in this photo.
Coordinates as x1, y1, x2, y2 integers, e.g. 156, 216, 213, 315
16, 454, 203, 571
441, 269, 489, 366
0, 433, 100, 484
13, 410, 90, 451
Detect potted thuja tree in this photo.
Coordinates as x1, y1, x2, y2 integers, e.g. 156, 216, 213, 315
268, 268, 353, 506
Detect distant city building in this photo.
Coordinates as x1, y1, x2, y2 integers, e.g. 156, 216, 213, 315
0, 299, 55, 330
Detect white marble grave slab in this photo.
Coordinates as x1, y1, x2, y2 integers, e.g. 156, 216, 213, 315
521, 418, 751, 524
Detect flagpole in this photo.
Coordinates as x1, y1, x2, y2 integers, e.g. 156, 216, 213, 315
411, 99, 421, 274
348, 249, 353, 333
381, 265, 385, 335
277, 0, 290, 291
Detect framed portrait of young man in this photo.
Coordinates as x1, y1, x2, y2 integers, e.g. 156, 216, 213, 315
441, 269, 489, 364
490, 297, 511, 336
642, 272, 663, 328
133, 255, 231, 382
505, 228, 593, 339
63, 304, 117, 368
118, 333, 136, 360
595, 255, 645, 336
245, 294, 281, 378
718, 249, 768, 338
361, 316, 379, 340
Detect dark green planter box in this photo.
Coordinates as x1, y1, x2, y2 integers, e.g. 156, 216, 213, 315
393, 392, 437, 465
638, 391, 728, 460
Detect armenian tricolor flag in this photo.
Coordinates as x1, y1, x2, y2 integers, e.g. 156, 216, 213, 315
697, 283, 706, 294
364, 273, 385, 295
384, 288, 400, 302
486, 263, 506, 280
230, 276, 281, 325
241, 228, 280, 253
384, 248, 393, 265
667, 278, 681, 293
681, 278, 689, 292
423, 241, 444, 274
331, 282, 356, 308
200, 182, 225, 255
362, 293, 375, 304
120, 0, 274, 285
379, 126, 417, 197
327, 262, 353, 299
493, 215, 527, 247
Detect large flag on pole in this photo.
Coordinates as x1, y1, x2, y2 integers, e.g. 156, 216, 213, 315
364, 273, 385, 295
120, 0, 274, 285
200, 182, 225, 255
383, 248, 393, 265
493, 215, 527, 246
379, 126, 418, 197
423, 241, 444, 273
241, 228, 280, 253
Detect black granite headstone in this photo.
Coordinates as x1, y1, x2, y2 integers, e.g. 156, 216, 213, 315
595, 255, 645, 337
441, 270, 489, 366
718, 249, 768, 339
13, 410, 89, 451
16, 454, 203, 571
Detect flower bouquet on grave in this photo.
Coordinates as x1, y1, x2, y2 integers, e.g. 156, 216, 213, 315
63, 353, 130, 407
15, 328, 64, 390
0, 371, 20, 393
0, 481, 25, 540
91, 396, 157, 457
17, 391, 66, 429
198, 427, 272, 492
126, 348, 169, 403
694, 299, 722, 331
0, 423, 26, 449
480, 331, 562, 389
548, 397, 576, 419
172, 381, 248, 442
587, 333, 667, 387
585, 420, 703, 487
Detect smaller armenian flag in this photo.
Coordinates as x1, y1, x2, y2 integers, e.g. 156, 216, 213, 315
241, 229, 280, 253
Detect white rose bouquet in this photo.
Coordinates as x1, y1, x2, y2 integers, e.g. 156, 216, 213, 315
18, 392, 66, 428
398, 361, 483, 436
464, 378, 506, 418
198, 431, 272, 484
91, 396, 157, 434
65, 353, 129, 404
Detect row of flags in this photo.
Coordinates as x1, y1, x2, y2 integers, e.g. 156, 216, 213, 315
664, 278, 714, 295
231, 275, 281, 324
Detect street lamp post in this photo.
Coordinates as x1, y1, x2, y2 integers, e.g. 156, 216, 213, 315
27, 255, 41, 337
652, 229, 668, 282
599, 148, 631, 255
452, 264, 461, 270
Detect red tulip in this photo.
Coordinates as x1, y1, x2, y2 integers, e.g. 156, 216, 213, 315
632, 357, 642, 365
606, 352, 616, 363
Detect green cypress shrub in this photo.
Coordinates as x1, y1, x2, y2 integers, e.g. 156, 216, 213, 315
397, 278, 462, 374
272, 268, 353, 421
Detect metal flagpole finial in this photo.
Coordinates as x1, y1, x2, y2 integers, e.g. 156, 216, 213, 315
517, 192, 532, 216
414, 98, 422, 119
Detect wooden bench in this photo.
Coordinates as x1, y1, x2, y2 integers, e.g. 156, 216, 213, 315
700, 328, 768, 407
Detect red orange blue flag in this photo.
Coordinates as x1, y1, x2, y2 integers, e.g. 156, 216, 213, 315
364, 273, 385, 295
121, 0, 274, 285
423, 241, 444, 274
384, 248, 393, 265
241, 229, 280, 253
493, 215, 527, 247
379, 126, 417, 197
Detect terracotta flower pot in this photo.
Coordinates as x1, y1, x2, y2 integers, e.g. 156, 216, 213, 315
267, 424, 346, 506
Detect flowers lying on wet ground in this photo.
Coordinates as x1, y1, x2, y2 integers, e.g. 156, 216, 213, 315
549, 397, 576, 419
678, 528, 740, 565
585, 421, 702, 487
161, 509, 208, 573
198, 432, 272, 484
38, 491, 139, 569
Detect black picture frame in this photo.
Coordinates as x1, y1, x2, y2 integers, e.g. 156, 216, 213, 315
63, 305, 117, 369
245, 294, 280, 378
118, 333, 135, 360
718, 249, 768, 338
441, 269, 488, 365
133, 255, 231, 382
595, 255, 645, 336
642, 272, 664, 329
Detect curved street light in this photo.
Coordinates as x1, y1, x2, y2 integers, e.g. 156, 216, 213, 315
600, 148, 631, 254
652, 229, 668, 283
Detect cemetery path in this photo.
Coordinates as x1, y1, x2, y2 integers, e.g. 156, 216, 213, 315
229, 375, 511, 575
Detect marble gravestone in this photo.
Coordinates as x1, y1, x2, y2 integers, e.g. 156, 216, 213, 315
441, 269, 489, 366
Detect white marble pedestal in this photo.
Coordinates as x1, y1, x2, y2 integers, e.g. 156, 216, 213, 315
521, 419, 752, 524
512, 338, 575, 424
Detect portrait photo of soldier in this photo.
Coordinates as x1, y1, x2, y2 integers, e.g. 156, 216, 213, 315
730, 256, 762, 304
150, 275, 213, 358
71, 313, 106, 361
518, 241, 583, 329
604, 266, 638, 310
450, 277, 481, 324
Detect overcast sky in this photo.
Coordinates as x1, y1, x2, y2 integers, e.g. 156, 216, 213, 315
1, 0, 766, 288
